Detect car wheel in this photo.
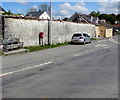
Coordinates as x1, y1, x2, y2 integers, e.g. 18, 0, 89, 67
83, 40, 86, 45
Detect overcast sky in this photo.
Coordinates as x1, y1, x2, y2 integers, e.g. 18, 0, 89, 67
1, 0, 119, 19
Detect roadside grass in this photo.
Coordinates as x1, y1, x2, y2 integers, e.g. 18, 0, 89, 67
0, 39, 98, 55
0, 51, 3, 56
91, 38, 97, 40
24, 42, 69, 52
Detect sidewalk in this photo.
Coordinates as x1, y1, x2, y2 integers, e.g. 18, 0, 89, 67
2, 48, 28, 55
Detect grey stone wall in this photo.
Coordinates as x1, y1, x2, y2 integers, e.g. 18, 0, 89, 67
4, 18, 48, 46
0, 16, 3, 45
52, 21, 95, 44
4, 18, 95, 46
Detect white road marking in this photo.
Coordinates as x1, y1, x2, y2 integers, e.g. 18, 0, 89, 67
98, 40, 107, 42
109, 38, 119, 45
102, 45, 107, 47
0, 61, 52, 77
95, 44, 107, 48
104, 47, 109, 49
95, 44, 101, 47
74, 54, 82, 57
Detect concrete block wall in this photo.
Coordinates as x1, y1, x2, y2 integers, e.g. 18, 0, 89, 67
4, 18, 95, 46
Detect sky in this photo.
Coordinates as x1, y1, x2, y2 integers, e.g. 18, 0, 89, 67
0, 0, 119, 19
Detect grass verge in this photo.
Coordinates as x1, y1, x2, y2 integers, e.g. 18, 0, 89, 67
91, 38, 97, 40
24, 42, 69, 52
0, 51, 3, 56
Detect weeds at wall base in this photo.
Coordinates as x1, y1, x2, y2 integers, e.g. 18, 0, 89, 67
24, 42, 69, 52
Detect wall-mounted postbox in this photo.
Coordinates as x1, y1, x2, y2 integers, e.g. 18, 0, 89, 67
39, 32, 44, 38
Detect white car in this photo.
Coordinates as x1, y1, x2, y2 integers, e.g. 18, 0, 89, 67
71, 33, 91, 44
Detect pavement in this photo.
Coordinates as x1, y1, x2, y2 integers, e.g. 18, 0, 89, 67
1, 35, 119, 98
2, 49, 28, 55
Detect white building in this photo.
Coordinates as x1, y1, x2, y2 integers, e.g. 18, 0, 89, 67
0, 6, 5, 15
26, 11, 50, 20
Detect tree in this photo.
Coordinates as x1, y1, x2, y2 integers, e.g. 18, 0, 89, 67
90, 12, 118, 25
89, 11, 100, 17
27, 3, 50, 14
63, 17, 68, 21
117, 14, 120, 21
39, 3, 48, 11
3, 10, 13, 15
7, 10, 13, 15
99, 14, 117, 24
27, 7, 37, 13
107, 14, 117, 24
90, 11, 96, 16
38, 3, 50, 14
99, 14, 108, 20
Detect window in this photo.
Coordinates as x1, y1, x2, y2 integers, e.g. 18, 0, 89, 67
73, 34, 82, 37
83, 33, 90, 37
83, 34, 87, 37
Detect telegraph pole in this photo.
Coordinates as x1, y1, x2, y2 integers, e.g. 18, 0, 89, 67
49, 0, 52, 45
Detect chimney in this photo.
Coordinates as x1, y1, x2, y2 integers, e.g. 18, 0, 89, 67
91, 16, 93, 22
96, 17, 99, 23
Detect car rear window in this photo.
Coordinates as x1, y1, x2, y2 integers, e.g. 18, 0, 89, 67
73, 34, 82, 37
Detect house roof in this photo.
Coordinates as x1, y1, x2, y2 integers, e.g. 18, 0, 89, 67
68, 12, 113, 28
0, 6, 5, 12
99, 20, 113, 28
81, 14, 100, 26
26, 11, 49, 18
68, 12, 100, 26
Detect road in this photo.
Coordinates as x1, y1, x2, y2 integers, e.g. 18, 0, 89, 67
1, 36, 118, 98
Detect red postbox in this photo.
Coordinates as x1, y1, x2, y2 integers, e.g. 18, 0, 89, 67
39, 32, 44, 38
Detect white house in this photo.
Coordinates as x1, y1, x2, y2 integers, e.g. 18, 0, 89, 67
26, 10, 50, 19
0, 6, 5, 15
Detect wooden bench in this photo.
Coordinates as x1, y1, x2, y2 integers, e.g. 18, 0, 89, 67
2, 40, 24, 52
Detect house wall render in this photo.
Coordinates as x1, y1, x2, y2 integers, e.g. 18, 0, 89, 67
105, 28, 113, 37
95, 26, 100, 37
4, 17, 95, 46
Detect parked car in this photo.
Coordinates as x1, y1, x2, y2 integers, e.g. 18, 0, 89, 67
71, 33, 91, 44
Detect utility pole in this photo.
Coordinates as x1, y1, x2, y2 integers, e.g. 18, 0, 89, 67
49, 0, 52, 45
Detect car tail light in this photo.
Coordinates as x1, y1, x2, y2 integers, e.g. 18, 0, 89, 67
80, 37, 83, 39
